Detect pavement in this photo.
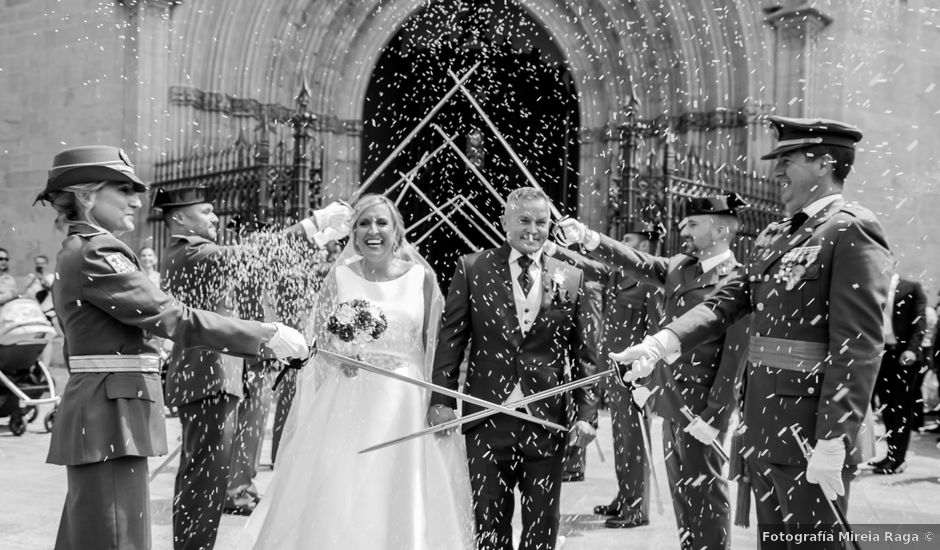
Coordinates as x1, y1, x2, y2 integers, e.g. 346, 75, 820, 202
2, 364, 940, 549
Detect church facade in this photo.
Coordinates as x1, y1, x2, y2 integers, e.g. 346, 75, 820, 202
1, 0, 938, 292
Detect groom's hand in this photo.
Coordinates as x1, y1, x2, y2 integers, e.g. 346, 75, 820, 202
427, 404, 458, 434
569, 420, 596, 447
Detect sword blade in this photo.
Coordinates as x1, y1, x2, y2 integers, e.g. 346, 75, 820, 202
316, 348, 565, 432
631, 392, 665, 515
680, 405, 730, 462
359, 368, 610, 454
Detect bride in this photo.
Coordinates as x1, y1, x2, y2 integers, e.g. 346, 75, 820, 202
239, 194, 475, 550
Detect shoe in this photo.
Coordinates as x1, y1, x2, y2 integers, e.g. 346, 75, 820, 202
604, 513, 649, 529
223, 502, 257, 516
921, 423, 940, 434
562, 471, 584, 482
593, 503, 621, 516
867, 456, 891, 469
872, 461, 907, 475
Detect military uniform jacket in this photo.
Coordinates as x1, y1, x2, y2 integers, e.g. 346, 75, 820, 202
666, 198, 892, 466
431, 244, 598, 433
588, 236, 748, 431
47, 223, 271, 466
552, 246, 662, 365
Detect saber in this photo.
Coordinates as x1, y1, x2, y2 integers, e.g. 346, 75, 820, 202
360, 368, 609, 454
399, 173, 480, 251
629, 383, 665, 515
448, 70, 562, 220
356, 62, 481, 197
790, 427, 862, 550
383, 136, 455, 202
680, 405, 730, 462
315, 346, 565, 432
149, 441, 182, 483
449, 197, 501, 248
405, 195, 463, 232
456, 196, 503, 243
431, 124, 506, 207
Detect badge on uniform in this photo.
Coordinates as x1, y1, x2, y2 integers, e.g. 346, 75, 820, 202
105, 253, 137, 274
773, 246, 821, 290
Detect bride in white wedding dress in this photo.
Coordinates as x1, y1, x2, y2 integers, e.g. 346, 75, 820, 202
239, 194, 474, 550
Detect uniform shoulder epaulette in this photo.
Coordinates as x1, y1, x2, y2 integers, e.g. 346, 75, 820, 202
839, 201, 877, 221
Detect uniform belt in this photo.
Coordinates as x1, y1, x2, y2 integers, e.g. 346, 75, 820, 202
748, 336, 827, 372
68, 354, 161, 373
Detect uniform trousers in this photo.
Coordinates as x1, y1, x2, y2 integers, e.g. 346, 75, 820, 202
174, 393, 238, 550
662, 417, 730, 550
748, 457, 856, 550
466, 415, 565, 550
226, 363, 274, 508
55, 456, 150, 550
606, 378, 650, 518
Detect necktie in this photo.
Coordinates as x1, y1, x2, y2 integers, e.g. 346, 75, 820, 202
517, 256, 534, 295
787, 212, 809, 235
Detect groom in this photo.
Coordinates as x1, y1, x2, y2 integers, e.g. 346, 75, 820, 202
429, 187, 599, 550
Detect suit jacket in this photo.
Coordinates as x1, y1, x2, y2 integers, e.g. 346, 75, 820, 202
888, 278, 927, 356
431, 244, 598, 436
666, 198, 892, 466
162, 223, 315, 407
588, 237, 749, 431
47, 223, 271, 465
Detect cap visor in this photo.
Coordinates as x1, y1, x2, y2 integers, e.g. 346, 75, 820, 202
760, 143, 811, 160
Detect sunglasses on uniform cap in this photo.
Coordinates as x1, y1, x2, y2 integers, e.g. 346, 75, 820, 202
0, 257, 9, 261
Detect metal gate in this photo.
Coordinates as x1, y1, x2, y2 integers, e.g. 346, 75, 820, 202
148, 87, 322, 253
607, 101, 782, 259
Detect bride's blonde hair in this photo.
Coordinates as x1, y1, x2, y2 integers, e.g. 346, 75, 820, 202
351, 194, 406, 254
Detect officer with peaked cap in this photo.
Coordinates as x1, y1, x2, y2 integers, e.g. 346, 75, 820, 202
38, 145, 309, 550
544, 219, 664, 528
610, 116, 893, 549
154, 184, 352, 550
558, 193, 750, 548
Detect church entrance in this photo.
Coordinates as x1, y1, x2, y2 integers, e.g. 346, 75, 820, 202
362, 0, 579, 284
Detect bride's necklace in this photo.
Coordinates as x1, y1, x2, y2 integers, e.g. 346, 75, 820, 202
360, 266, 393, 282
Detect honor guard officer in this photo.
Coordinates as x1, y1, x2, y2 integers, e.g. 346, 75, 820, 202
610, 117, 892, 549
560, 194, 750, 549
154, 185, 352, 550
37, 146, 308, 550
545, 221, 664, 528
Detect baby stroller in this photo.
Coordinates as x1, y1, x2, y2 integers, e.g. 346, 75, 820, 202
0, 298, 60, 436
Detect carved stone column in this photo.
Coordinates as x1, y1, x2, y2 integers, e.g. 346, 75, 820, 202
765, 3, 833, 117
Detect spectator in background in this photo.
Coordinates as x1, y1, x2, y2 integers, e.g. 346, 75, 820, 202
139, 246, 161, 287
870, 272, 926, 474
0, 247, 17, 304
22, 255, 56, 323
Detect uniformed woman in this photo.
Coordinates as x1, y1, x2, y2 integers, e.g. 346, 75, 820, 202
37, 146, 308, 550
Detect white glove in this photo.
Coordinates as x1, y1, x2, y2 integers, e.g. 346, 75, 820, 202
631, 385, 652, 408
556, 217, 590, 246
805, 437, 846, 501
312, 201, 353, 237
265, 322, 308, 361
609, 336, 666, 384
684, 416, 720, 446
899, 350, 917, 366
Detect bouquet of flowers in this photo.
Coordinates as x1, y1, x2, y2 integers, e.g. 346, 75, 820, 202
326, 299, 388, 344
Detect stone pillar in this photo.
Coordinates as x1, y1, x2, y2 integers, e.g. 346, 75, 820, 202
765, 3, 833, 117
119, 0, 178, 248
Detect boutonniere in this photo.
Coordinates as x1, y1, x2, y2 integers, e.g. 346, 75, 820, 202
549, 268, 571, 306
773, 245, 821, 290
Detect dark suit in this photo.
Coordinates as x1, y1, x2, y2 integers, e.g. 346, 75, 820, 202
665, 198, 892, 549
432, 244, 598, 550
48, 223, 271, 550
589, 237, 748, 550
874, 278, 926, 463
162, 224, 315, 550
553, 245, 662, 520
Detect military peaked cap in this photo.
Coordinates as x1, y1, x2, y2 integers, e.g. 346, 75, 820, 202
37, 145, 146, 203
762, 116, 863, 160
151, 185, 212, 210
685, 193, 749, 217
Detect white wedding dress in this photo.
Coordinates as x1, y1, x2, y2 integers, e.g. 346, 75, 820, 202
239, 263, 474, 550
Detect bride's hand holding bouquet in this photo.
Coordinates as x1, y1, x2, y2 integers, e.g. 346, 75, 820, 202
326, 298, 388, 377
